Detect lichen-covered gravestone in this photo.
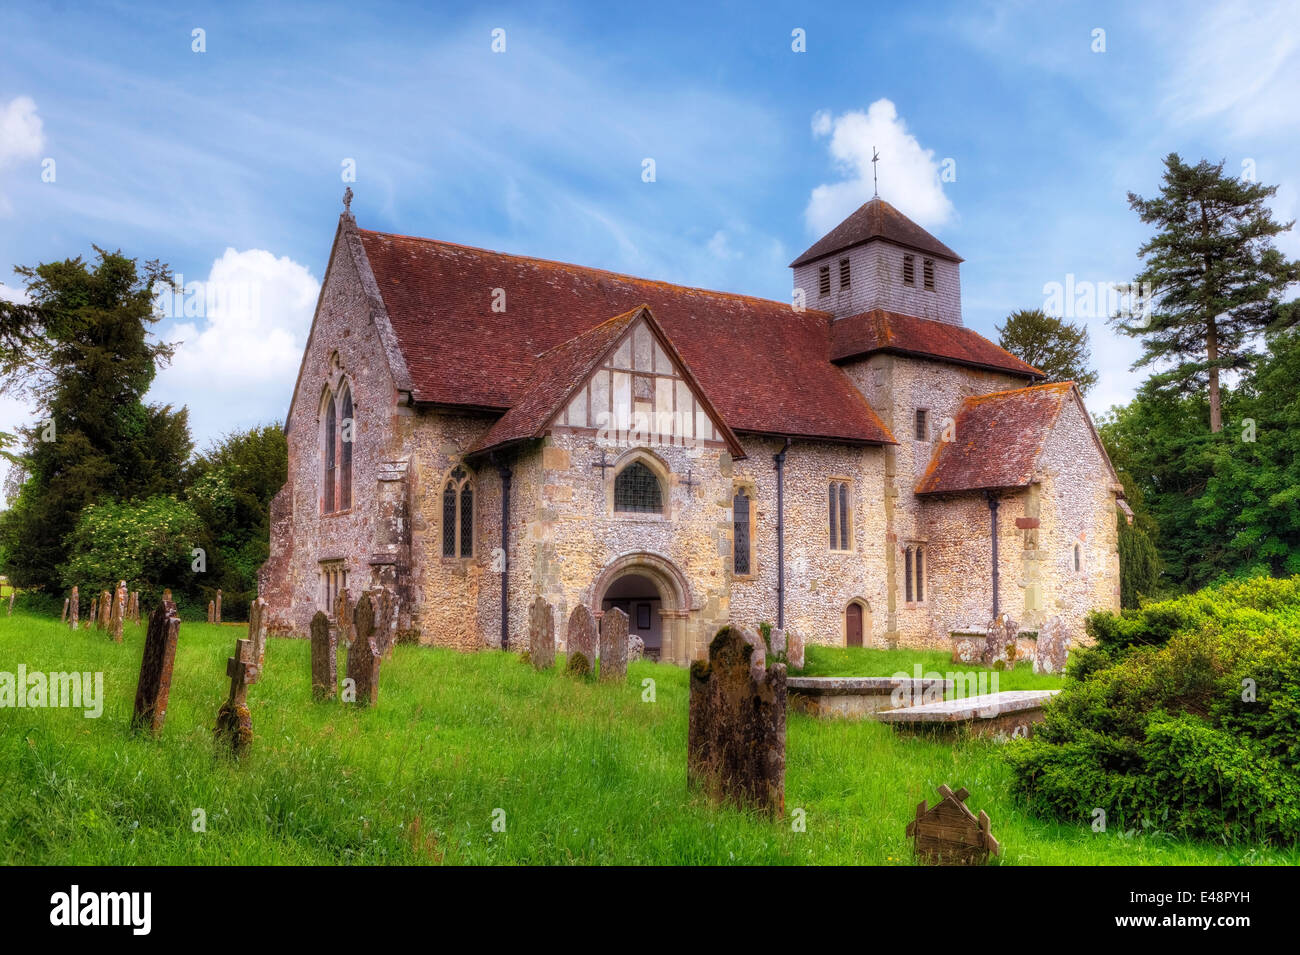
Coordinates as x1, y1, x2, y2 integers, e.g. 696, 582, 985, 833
566, 604, 597, 676
333, 587, 353, 649
69, 587, 78, 630
981, 614, 1019, 669
109, 580, 127, 642
98, 591, 111, 630
529, 596, 555, 670
215, 589, 222, 625
131, 599, 181, 736
599, 607, 629, 683
369, 589, 396, 659
214, 636, 260, 756
310, 610, 336, 701
687, 626, 787, 817
628, 634, 645, 662
1033, 615, 1070, 675
61, 598, 69, 624
346, 593, 381, 705
247, 596, 269, 668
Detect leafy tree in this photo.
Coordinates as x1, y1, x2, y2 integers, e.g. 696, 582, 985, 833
1115, 154, 1298, 432
186, 424, 287, 618
996, 308, 1098, 394
60, 495, 203, 604
0, 249, 192, 591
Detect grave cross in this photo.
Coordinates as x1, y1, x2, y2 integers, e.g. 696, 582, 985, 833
591, 447, 615, 476
225, 638, 261, 703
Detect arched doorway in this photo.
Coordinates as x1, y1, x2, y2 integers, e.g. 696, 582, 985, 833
845, 599, 871, 648
601, 573, 664, 660
591, 552, 693, 665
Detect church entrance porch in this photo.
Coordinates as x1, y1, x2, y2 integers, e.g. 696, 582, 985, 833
590, 552, 695, 667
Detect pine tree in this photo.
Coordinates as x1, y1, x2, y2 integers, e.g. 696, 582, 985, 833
1117, 154, 1298, 432
995, 308, 1098, 394
0, 249, 192, 590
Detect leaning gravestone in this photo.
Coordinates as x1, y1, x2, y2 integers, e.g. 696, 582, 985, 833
109, 580, 127, 643
688, 626, 787, 817
346, 593, 381, 705
214, 636, 260, 756
207, 600, 215, 624
599, 607, 629, 683
565, 604, 597, 676
529, 596, 555, 671
1033, 615, 1071, 675
131, 599, 181, 736
61, 598, 69, 624
69, 586, 79, 630
310, 611, 336, 700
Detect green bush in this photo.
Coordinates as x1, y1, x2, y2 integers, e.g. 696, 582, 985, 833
1008, 577, 1300, 845
58, 495, 203, 606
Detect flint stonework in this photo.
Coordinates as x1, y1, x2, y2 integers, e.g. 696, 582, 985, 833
599, 607, 629, 683
310, 610, 336, 701
528, 596, 555, 670
132, 599, 181, 735
687, 626, 787, 816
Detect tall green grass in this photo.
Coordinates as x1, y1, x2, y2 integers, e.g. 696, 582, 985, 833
1, 612, 1290, 865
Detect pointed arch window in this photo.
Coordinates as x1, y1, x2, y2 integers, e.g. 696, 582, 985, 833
339, 386, 354, 510
614, 461, 663, 514
733, 488, 752, 575
322, 395, 337, 514
829, 481, 851, 550
442, 466, 474, 558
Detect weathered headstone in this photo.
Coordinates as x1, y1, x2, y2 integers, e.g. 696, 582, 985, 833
61, 598, 69, 624
1033, 615, 1071, 675
132, 599, 181, 736
369, 589, 396, 659
69, 586, 79, 630
7, 590, 13, 615
215, 589, 222, 625
333, 587, 353, 649
981, 614, 1019, 669
346, 593, 381, 705
628, 634, 645, 662
214, 636, 260, 756
246, 596, 268, 667
687, 626, 787, 816
528, 596, 555, 670
566, 604, 597, 676
599, 607, 629, 683
109, 580, 126, 642
100, 590, 112, 630
89, 596, 98, 628
310, 610, 336, 701
207, 600, 215, 624
787, 628, 806, 670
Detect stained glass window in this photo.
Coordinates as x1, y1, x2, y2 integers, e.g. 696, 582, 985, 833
733, 489, 751, 575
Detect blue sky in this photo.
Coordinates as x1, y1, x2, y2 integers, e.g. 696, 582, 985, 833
1, 0, 1297, 449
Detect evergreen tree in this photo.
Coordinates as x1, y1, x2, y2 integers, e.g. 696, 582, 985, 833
996, 308, 1098, 394
1116, 154, 1298, 432
0, 249, 191, 590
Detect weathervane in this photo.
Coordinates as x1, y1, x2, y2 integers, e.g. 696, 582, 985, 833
872, 147, 880, 197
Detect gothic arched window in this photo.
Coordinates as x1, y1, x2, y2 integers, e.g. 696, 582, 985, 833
322, 394, 337, 514
339, 385, 354, 510
733, 488, 751, 575
442, 466, 474, 558
614, 461, 663, 514
829, 480, 851, 550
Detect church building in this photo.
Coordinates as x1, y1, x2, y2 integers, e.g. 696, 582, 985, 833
259, 195, 1125, 662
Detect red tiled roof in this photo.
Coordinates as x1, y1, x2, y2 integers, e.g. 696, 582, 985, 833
790, 198, 962, 267
357, 229, 896, 445
915, 382, 1074, 494
831, 309, 1044, 379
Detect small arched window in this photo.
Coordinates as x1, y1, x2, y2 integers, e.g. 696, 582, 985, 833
1073, 543, 1082, 573
339, 385, 354, 510
733, 488, 751, 575
322, 395, 337, 514
829, 481, 851, 550
442, 466, 474, 558
614, 461, 663, 513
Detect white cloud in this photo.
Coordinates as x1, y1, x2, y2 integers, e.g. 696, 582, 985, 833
804, 99, 955, 236
0, 96, 45, 215
149, 248, 319, 448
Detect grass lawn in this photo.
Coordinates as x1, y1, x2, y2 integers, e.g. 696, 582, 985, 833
2, 611, 1292, 865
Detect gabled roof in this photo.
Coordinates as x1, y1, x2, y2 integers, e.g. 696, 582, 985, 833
916, 382, 1083, 495
831, 309, 1044, 380
790, 197, 962, 267
356, 229, 896, 445
469, 306, 745, 459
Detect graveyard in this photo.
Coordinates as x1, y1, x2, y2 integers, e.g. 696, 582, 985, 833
2, 607, 1293, 866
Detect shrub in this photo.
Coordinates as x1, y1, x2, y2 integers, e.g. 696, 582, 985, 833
1008, 577, 1300, 845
